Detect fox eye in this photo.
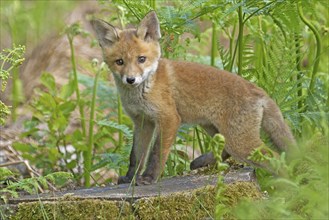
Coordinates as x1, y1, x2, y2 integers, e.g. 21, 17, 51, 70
138, 56, 146, 64
115, 59, 124, 66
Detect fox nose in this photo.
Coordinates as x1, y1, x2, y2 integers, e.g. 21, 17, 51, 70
126, 77, 135, 84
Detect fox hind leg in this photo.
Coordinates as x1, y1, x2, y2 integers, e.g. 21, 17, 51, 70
190, 125, 231, 170
221, 104, 282, 174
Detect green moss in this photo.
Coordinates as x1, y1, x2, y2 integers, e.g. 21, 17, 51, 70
134, 182, 261, 220
134, 186, 216, 220
223, 182, 262, 207
10, 199, 133, 220
7, 181, 262, 220
191, 164, 222, 175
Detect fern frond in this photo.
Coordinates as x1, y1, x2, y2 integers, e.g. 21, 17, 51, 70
38, 176, 48, 190
218, 45, 231, 71
271, 1, 301, 32
97, 119, 133, 142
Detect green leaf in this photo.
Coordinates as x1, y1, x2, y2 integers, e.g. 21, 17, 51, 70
48, 148, 60, 162
66, 160, 77, 169
59, 101, 76, 116
38, 176, 48, 189
40, 72, 56, 94
45, 172, 73, 187
97, 119, 133, 140
50, 111, 68, 132
39, 93, 57, 109
73, 142, 88, 151
60, 80, 75, 99
12, 142, 34, 152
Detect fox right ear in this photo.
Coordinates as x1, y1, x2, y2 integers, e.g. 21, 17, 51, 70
91, 19, 120, 47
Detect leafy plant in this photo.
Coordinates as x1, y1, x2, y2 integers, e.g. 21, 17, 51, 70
14, 67, 131, 184
0, 168, 73, 203
0, 44, 25, 125
233, 129, 328, 219
202, 0, 328, 140
11, 22, 135, 188
14, 72, 80, 175
210, 134, 229, 218
1, 1, 78, 121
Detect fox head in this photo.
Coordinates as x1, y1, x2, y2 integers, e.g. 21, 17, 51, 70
92, 11, 161, 87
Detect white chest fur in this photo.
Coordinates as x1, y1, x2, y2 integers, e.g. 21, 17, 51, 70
116, 79, 157, 118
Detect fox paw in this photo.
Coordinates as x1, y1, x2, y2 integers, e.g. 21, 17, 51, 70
136, 175, 155, 185
117, 176, 133, 184
190, 152, 216, 170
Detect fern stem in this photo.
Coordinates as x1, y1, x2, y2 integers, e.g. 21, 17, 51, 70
294, 34, 303, 111
11, 68, 19, 121
115, 94, 124, 152
228, 23, 238, 72
2, 46, 24, 122
229, 32, 239, 73
68, 36, 87, 138
294, 34, 304, 137
211, 21, 217, 67
84, 68, 101, 187
270, 15, 287, 40
237, 5, 244, 75
231, 1, 275, 74
297, 3, 322, 93
229, 23, 236, 68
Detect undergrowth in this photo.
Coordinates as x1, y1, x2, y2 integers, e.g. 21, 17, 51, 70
0, 169, 73, 204
233, 129, 328, 219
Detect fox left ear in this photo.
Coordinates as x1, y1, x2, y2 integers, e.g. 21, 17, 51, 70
137, 11, 161, 41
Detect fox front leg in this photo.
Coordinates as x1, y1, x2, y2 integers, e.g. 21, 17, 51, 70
118, 116, 155, 184
137, 114, 181, 185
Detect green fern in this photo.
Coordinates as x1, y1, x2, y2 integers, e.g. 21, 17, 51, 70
233, 131, 328, 219
97, 120, 133, 142
218, 45, 232, 71
0, 171, 73, 202
0, 167, 14, 182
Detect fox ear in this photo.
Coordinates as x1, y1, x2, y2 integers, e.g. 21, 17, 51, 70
137, 11, 161, 41
91, 19, 120, 47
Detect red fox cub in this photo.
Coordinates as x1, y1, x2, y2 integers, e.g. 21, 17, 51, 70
92, 11, 296, 185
